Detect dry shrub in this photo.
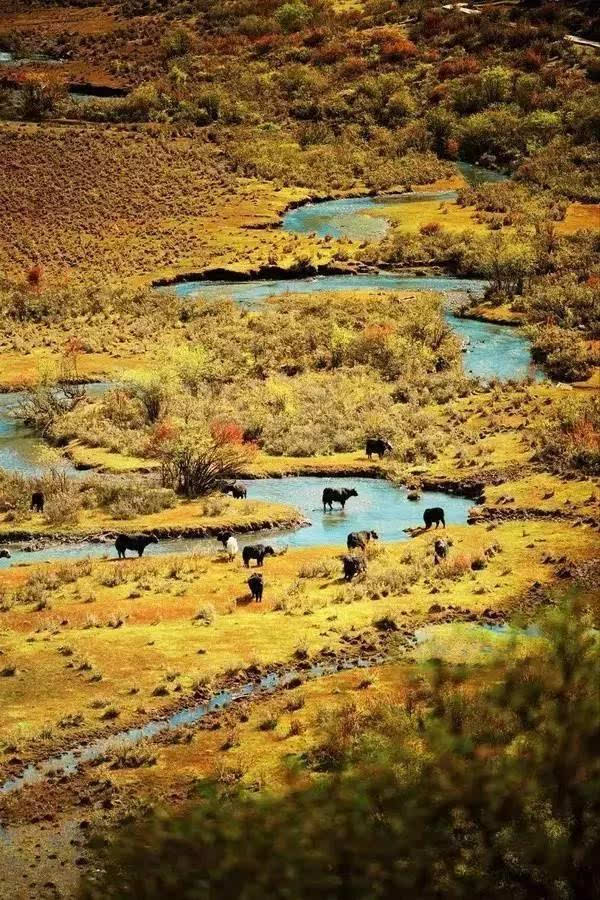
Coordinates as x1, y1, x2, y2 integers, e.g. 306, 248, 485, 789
43, 491, 81, 526
193, 603, 216, 625
436, 553, 471, 579
438, 57, 480, 81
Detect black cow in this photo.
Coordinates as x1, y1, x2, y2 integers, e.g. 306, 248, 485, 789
322, 487, 358, 512
423, 507, 445, 530
242, 544, 276, 568
347, 530, 378, 550
247, 572, 264, 602
223, 482, 247, 500
366, 438, 393, 460
433, 538, 448, 564
0, 548, 10, 559
31, 491, 44, 513
115, 533, 159, 559
216, 531, 234, 547
342, 554, 366, 582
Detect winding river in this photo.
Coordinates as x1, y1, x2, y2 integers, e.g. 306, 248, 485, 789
0, 383, 110, 477
165, 162, 541, 382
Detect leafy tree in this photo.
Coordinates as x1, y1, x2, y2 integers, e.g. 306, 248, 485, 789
159, 437, 251, 497
276, 1, 312, 33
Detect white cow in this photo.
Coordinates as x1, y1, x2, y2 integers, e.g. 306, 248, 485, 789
226, 535, 239, 560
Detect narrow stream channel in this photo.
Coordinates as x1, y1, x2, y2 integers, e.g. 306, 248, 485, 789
0, 655, 383, 795
0, 383, 111, 477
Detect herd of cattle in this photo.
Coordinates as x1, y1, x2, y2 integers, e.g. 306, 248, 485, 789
12, 463, 449, 604
108, 484, 447, 603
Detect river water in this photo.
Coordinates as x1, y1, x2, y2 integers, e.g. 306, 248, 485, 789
0, 476, 473, 568
164, 162, 540, 381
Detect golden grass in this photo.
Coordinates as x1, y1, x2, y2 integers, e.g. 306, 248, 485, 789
556, 202, 600, 234
1, 518, 597, 751
368, 198, 487, 233
0, 124, 325, 284
0, 497, 298, 539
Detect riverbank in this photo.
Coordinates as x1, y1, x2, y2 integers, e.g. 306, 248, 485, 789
0, 498, 304, 546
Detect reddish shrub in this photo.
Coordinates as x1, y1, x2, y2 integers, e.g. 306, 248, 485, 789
437, 56, 479, 81
251, 34, 280, 56
420, 222, 442, 236
428, 84, 447, 105
147, 419, 178, 456
521, 48, 545, 71
339, 56, 367, 78
27, 263, 44, 288
445, 137, 460, 159
303, 28, 327, 47
380, 37, 417, 62
210, 419, 244, 446
314, 40, 347, 65
422, 11, 444, 38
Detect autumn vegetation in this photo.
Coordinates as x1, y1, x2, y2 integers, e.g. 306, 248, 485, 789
0, 0, 598, 897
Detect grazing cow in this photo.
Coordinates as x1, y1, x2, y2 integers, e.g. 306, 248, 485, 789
423, 507, 445, 530
322, 487, 358, 512
247, 572, 263, 602
31, 491, 44, 513
223, 482, 247, 500
217, 531, 234, 547
115, 533, 159, 559
0, 548, 10, 559
226, 535, 239, 560
342, 554, 367, 582
242, 544, 276, 568
366, 438, 393, 460
347, 530, 378, 550
433, 538, 448, 565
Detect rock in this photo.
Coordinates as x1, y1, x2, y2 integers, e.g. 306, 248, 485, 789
428, 603, 442, 613
407, 491, 421, 501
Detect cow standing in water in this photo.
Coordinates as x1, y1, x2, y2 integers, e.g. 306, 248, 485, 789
322, 487, 358, 512
222, 482, 247, 499
423, 507, 445, 529
115, 533, 159, 559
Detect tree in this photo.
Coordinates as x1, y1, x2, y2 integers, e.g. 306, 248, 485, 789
159, 438, 251, 497
480, 233, 536, 299
16, 371, 85, 437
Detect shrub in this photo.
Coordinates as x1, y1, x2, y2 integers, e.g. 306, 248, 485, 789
438, 57, 479, 81
21, 79, 61, 120
108, 742, 157, 769
43, 491, 81, 526
193, 603, 216, 625
276, 1, 312, 34
528, 326, 592, 382
161, 27, 194, 59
